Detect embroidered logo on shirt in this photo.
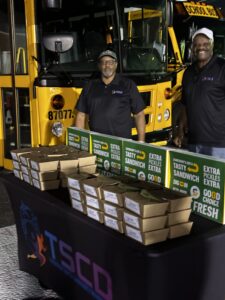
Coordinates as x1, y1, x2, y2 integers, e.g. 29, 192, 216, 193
112, 90, 123, 95
201, 76, 214, 81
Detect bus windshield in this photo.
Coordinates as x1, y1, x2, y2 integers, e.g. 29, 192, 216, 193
119, 0, 167, 73
36, 0, 167, 75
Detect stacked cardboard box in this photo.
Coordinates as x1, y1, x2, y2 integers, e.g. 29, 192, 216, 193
67, 173, 193, 245
123, 190, 169, 245
149, 189, 193, 239
18, 152, 60, 190
82, 176, 120, 223
11, 146, 96, 190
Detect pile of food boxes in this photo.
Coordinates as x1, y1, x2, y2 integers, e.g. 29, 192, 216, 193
11, 145, 193, 245
10, 145, 97, 190
67, 173, 193, 245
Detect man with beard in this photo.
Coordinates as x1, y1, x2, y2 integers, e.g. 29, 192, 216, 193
173, 28, 225, 159
75, 50, 146, 141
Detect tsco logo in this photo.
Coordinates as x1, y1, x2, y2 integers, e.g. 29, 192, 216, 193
45, 230, 113, 300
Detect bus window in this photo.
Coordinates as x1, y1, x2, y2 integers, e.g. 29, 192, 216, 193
119, 0, 167, 73
14, 0, 28, 74
0, 0, 11, 74
36, 0, 118, 74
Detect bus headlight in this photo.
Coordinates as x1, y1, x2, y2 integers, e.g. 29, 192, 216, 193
52, 121, 64, 137
164, 109, 170, 121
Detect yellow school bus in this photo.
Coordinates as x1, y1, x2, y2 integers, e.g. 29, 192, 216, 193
0, 0, 224, 169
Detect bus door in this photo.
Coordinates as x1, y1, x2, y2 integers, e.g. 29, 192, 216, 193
0, 0, 30, 169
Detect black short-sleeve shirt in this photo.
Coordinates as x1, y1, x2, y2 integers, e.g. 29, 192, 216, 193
76, 74, 146, 138
182, 56, 225, 146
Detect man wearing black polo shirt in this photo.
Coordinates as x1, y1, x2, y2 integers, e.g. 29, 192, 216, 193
75, 50, 146, 141
174, 28, 225, 159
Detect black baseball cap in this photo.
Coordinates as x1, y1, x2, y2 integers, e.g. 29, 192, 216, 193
98, 50, 117, 61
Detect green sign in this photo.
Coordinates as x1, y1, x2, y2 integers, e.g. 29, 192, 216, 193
122, 141, 167, 185
91, 133, 123, 175
169, 150, 225, 224
67, 127, 90, 151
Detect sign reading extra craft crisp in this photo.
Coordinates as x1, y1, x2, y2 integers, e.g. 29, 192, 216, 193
122, 140, 167, 185
67, 127, 90, 151
169, 150, 225, 224
91, 132, 123, 175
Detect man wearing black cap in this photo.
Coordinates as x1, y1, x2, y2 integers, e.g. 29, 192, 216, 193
174, 27, 225, 159
75, 50, 146, 141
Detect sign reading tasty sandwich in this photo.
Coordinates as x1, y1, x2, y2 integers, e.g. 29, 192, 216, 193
122, 140, 167, 185
67, 127, 90, 151
91, 132, 123, 175
169, 150, 225, 224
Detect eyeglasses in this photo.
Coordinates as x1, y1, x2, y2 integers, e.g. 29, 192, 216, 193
99, 59, 116, 66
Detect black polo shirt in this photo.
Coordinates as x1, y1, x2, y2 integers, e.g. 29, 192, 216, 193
76, 74, 146, 138
182, 55, 225, 146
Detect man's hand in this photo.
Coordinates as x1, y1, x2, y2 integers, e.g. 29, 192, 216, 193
75, 111, 86, 129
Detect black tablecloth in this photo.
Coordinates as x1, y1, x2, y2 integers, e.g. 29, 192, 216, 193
1, 173, 225, 300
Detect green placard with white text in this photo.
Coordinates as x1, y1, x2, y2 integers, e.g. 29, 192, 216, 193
91, 132, 123, 175
169, 150, 225, 224
122, 140, 167, 185
67, 127, 90, 151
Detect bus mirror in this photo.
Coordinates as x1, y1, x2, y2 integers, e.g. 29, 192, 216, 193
42, 0, 62, 10
43, 34, 74, 53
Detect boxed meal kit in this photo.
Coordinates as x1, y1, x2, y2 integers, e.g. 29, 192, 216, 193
104, 215, 124, 233
67, 173, 95, 190
168, 222, 193, 239
82, 176, 120, 199
86, 207, 104, 223
71, 199, 87, 214
103, 202, 123, 220
124, 191, 169, 218
124, 225, 169, 245
123, 210, 167, 232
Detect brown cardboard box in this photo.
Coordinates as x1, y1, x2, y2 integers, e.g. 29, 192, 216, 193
71, 199, 86, 214
29, 155, 60, 172
79, 164, 97, 174
13, 169, 22, 179
69, 188, 85, 202
168, 222, 193, 239
167, 209, 192, 226
19, 152, 47, 167
32, 178, 60, 190
149, 188, 192, 212
22, 173, 33, 185
82, 176, 119, 199
104, 215, 124, 233
59, 168, 78, 179
12, 160, 21, 170
124, 192, 169, 218
67, 173, 95, 190
101, 185, 126, 207
103, 202, 123, 220
85, 194, 104, 211
59, 154, 79, 170
86, 207, 104, 223
30, 169, 58, 181
21, 165, 30, 176
125, 225, 169, 245
78, 151, 96, 167
10, 147, 43, 161
123, 210, 167, 232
